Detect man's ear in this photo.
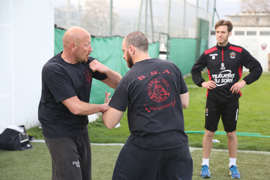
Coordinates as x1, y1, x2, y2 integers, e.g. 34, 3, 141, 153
229, 31, 232, 37
129, 45, 135, 55
70, 43, 77, 52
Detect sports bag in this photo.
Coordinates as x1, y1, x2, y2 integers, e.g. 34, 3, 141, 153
0, 125, 33, 150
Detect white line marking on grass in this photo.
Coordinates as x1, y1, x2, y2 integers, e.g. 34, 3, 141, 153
190, 147, 270, 154
32, 141, 270, 154
32, 140, 45, 143
91, 143, 125, 146
189, 147, 201, 152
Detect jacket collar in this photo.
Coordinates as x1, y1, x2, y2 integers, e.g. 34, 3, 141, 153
216, 42, 231, 50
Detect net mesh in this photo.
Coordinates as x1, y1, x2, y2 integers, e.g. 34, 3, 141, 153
53, 0, 213, 103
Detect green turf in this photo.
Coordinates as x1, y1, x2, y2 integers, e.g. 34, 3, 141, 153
27, 72, 270, 151
1, 144, 270, 180
191, 149, 270, 180
88, 112, 130, 143
3, 73, 270, 179
0, 143, 52, 180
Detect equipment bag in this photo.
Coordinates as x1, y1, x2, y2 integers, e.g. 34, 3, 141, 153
0, 125, 33, 150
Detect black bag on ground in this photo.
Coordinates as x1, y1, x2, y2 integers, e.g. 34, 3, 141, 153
0, 125, 33, 150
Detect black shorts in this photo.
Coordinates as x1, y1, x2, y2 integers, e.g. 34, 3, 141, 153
44, 132, 91, 180
112, 141, 193, 180
205, 98, 239, 132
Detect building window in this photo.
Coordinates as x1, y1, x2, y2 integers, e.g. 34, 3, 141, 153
210, 30, 215, 35
260, 31, 270, 35
232, 17, 241, 22
235, 31, 245, 35
247, 31, 257, 35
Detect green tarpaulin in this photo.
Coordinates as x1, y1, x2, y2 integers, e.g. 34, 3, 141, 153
54, 28, 65, 55
169, 38, 197, 76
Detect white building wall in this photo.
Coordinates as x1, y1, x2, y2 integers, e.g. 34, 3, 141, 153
0, 0, 54, 129
209, 27, 270, 72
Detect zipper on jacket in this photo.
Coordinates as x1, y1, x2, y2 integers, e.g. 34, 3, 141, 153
222, 48, 224, 62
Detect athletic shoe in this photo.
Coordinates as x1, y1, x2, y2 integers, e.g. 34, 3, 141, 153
201, 165, 211, 178
229, 165, 241, 179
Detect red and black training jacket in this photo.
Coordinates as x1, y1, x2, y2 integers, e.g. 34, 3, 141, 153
191, 43, 262, 103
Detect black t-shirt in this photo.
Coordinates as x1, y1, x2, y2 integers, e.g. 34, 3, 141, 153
38, 53, 107, 138
109, 59, 189, 149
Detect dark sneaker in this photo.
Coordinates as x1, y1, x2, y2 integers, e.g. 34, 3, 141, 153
201, 165, 211, 178
229, 165, 241, 179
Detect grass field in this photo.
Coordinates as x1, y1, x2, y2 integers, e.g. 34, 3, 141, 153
1, 143, 270, 180
1, 72, 270, 180
88, 72, 270, 151
27, 73, 270, 151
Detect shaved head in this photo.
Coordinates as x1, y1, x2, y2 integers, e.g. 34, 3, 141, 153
63, 26, 90, 49
61, 26, 92, 63
124, 31, 148, 53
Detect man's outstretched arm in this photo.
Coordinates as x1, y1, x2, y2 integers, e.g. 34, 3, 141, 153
62, 95, 109, 116
102, 107, 124, 129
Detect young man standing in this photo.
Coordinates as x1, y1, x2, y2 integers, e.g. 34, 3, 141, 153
38, 26, 121, 180
191, 20, 262, 179
102, 31, 193, 180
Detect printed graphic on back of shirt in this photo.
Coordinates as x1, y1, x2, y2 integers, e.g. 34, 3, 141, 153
147, 78, 170, 102
137, 69, 176, 112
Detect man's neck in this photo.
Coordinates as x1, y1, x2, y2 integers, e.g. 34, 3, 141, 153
61, 51, 77, 64
133, 53, 151, 64
217, 41, 229, 47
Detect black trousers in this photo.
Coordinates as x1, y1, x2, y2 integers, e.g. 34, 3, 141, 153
112, 141, 193, 180
44, 132, 91, 180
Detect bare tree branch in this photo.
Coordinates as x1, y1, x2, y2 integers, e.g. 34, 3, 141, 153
239, 0, 270, 26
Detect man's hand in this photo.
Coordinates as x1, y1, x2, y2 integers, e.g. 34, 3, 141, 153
89, 60, 109, 73
101, 92, 111, 113
201, 81, 217, 89
104, 92, 111, 104
100, 104, 109, 113
230, 80, 246, 94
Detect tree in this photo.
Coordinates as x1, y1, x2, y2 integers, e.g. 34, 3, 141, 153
240, 0, 270, 26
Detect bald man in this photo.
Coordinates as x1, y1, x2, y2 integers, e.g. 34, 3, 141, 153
102, 31, 193, 180
38, 26, 121, 180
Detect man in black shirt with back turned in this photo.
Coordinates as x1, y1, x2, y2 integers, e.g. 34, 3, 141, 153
38, 26, 121, 180
191, 20, 262, 179
102, 31, 193, 180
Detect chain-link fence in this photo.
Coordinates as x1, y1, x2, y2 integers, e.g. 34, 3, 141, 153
54, 0, 216, 41
54, 0, 216, 103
